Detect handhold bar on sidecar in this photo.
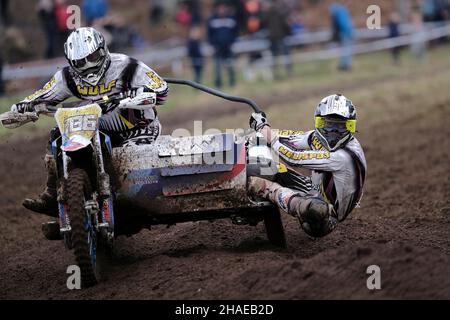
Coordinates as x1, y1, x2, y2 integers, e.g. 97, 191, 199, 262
164, 78, 263, 113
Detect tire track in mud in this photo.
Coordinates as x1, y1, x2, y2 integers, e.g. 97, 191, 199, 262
1, 68, 450, 299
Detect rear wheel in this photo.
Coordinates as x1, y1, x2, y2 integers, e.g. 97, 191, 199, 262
263, 208, 287, 248
66, 168, 99, 287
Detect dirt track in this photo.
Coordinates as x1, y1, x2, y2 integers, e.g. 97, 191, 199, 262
1, 79, 450, 299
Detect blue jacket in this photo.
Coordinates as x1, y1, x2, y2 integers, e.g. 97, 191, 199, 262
82, 0, 108, 22
330, 3, 354, 41
207, 14, 239, 49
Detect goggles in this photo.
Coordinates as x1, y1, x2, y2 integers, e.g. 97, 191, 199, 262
72, 48, 105, 69
315, 116, 356, 134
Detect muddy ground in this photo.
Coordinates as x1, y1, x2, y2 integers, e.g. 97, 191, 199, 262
0, 77, 450, 300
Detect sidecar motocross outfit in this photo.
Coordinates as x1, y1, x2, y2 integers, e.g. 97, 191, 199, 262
15, 53, 168, 215
251, 129, 367, 238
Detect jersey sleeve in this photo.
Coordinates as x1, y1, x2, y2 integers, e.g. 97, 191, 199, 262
272, 136, 345, 171
20, 70, 72, 105
131, 61, 168, 106
270, 129, 313, 150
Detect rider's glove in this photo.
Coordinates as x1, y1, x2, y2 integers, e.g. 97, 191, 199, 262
122, 87, 150, 99
249, 112, 270, 131
10, 103, 33, 113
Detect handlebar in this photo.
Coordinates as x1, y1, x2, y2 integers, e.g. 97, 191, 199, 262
1, 79, 264, 129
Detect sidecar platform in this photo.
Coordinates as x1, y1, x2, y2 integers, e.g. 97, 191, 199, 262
112, 133, 270, 218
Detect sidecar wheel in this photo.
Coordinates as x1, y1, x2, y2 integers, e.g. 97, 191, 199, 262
67, 168, 99, 288
263, 208, 287, 248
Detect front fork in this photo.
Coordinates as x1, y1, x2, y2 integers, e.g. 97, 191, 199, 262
53, 131, 115, 249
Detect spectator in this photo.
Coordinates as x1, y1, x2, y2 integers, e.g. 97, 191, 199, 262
244, 0, 262, 34
411, 11, 427, 59
175, 1, 192, 26
149, 0, 165, 26
37, 0, 58, 59
388, 12, 401, 65
264, 0, 293, 78
422, 0, 450, 22
82, 0, 108, 26
207, 1, 239, 88
0, 29, 4, 96
229, 0, 247, 31
94, 15, 146, 52
330, 2, 354, 71
187, 0, 202, 25
0, 56, 4, 97
54, 0, 71, 56
187, 26, 204, 83
289, 10, 306, 36
422, 0, 437, 22
0, 0, 9, 27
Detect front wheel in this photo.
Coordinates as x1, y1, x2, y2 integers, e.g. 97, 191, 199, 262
66, 168, 99, 287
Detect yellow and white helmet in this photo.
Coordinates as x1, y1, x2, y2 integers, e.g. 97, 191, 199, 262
64, 27, 111, 86
314, 94, 357, 151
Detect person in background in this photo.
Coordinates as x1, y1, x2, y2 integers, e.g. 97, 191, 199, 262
187, 25, 204, 83
388, 12, 402, 65
187, 0, 202, 26
82, 0, 109, 26
330, 2, 354, 71
264, 0, 293, 78
149, 0, 165, 26
37, 0, 58, 59
54, 0, 71, 56
244, 0, 262, 34
289, 10, 306, 36
0, 0, 9, 27
207, 1, 239, 88
175, 1, 192, 26
229, 0, 247, 32
411, 10, 427, 59
0, 29, 4, 96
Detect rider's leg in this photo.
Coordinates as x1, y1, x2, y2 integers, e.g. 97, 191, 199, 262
119, 119, 161, 147
22, 127, 59, 216
248, 177, 338, 238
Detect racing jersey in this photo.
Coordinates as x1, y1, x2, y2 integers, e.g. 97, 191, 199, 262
271, 129, 367, 221
19, 53, 168, 133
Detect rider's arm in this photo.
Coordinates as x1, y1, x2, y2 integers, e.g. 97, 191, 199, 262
272, 137, 345, 172
131, 61, 168, 106
14, 71, 72, 111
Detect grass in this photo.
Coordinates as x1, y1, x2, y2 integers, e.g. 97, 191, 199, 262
2, 45, 450, 138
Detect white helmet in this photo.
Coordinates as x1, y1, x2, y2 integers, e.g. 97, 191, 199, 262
314, 94, 357, 151
64, 27, 111, 86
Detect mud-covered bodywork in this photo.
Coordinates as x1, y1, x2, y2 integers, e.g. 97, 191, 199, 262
112, 133, 267, 217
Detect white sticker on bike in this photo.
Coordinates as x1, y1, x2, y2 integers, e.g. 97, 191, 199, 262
64, 114, 98, 135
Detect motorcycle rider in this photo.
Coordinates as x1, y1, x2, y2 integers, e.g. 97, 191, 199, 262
249, 94, 367, 237
10, 27, 168, 216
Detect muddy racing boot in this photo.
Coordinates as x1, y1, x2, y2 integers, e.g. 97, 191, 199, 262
288, 196, 337, 237
248, 177, 336, 237
23, 154, 58, 216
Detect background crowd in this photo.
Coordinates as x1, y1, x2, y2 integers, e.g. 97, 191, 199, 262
1, 0, 450, 95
